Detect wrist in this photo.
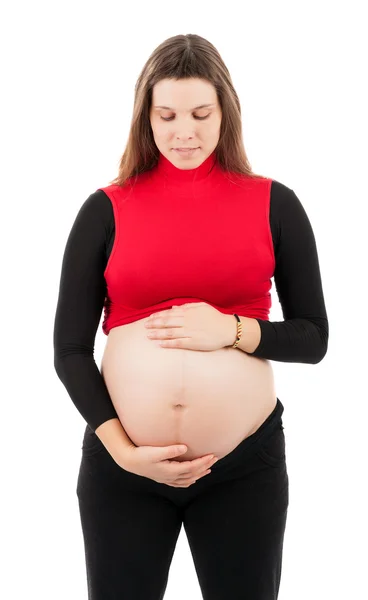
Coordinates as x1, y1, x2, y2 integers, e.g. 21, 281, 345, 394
95, 417, 136, 461
113, 443, 136, 470
224, 314, 239, 347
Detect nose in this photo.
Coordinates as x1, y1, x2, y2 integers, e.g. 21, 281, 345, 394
173, 118, 197, 140
175, 134, 195, 143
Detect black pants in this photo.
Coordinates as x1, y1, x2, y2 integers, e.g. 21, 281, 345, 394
76, 398, 289, 600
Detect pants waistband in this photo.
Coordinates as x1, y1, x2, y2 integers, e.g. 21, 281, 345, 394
212, 397, 284, 472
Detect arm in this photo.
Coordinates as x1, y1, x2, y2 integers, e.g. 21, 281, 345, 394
95, 417, 136, 455
227, 182, 329, 363
53, 190, 135, 453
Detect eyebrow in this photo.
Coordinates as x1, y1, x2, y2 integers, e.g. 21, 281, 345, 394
153, 103, 216, 110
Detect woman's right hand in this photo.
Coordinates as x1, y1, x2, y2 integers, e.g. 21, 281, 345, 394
115, 444, 219, 488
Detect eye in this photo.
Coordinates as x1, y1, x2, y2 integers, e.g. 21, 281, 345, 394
160, 115, 209, 121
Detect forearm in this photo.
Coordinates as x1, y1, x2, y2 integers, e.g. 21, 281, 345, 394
224, 315, 261, 354
224, 314, 328, 364
54, 352, 120, 432
95, 417, 137, 456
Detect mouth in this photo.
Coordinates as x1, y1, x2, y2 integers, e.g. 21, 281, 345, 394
173, 147, 199, 153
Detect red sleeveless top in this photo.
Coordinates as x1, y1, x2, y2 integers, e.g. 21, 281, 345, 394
98, 151, 274, 335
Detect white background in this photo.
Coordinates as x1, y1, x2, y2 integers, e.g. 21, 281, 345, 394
1, 1, 367, 598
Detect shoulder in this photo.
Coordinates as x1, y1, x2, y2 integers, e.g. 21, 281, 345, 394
68, 190, 115, 244
78, 189, 114, 223
270, 179, 309, 222
270, 179, 296, 204
85, 188, 114, 210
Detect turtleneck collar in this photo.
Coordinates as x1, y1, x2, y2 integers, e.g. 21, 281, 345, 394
155, 150, 217, 185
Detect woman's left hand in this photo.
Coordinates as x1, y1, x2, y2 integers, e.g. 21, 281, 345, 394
144, 302, 235, 351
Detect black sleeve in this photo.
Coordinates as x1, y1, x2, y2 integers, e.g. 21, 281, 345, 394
53, 190, 119, 432
248, 180, 329, 364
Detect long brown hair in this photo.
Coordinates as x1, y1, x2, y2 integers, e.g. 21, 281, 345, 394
109, 34, 265, 187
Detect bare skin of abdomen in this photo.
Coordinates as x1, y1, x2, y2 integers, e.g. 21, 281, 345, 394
100, 316, 278, 462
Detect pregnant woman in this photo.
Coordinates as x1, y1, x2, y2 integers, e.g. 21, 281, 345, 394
53, 34, 329, 600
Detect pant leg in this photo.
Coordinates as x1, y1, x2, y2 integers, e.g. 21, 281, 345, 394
76, 430, 183, 600
182, 423, 289, 600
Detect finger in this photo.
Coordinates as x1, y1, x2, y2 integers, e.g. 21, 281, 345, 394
145, 317, 184, 332
169, 481, 193, 488
177, 455, 217, 477
153, 318, 184, 329
193, 454, 217, 467
177, 455, 214, 471
191, 464, 214, 480
176, 467, 212, 482
172, 481, 196, 488
150, 328, 187, 339
172, 469, 212, 487
156, 338, 188, 349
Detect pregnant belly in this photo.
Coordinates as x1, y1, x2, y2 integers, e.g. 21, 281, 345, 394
100, 316, 277, 461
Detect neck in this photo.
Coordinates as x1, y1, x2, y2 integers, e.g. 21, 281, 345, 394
155, 150, 218, 185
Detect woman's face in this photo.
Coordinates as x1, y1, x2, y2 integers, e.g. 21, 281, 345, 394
149, 78, 222, 169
